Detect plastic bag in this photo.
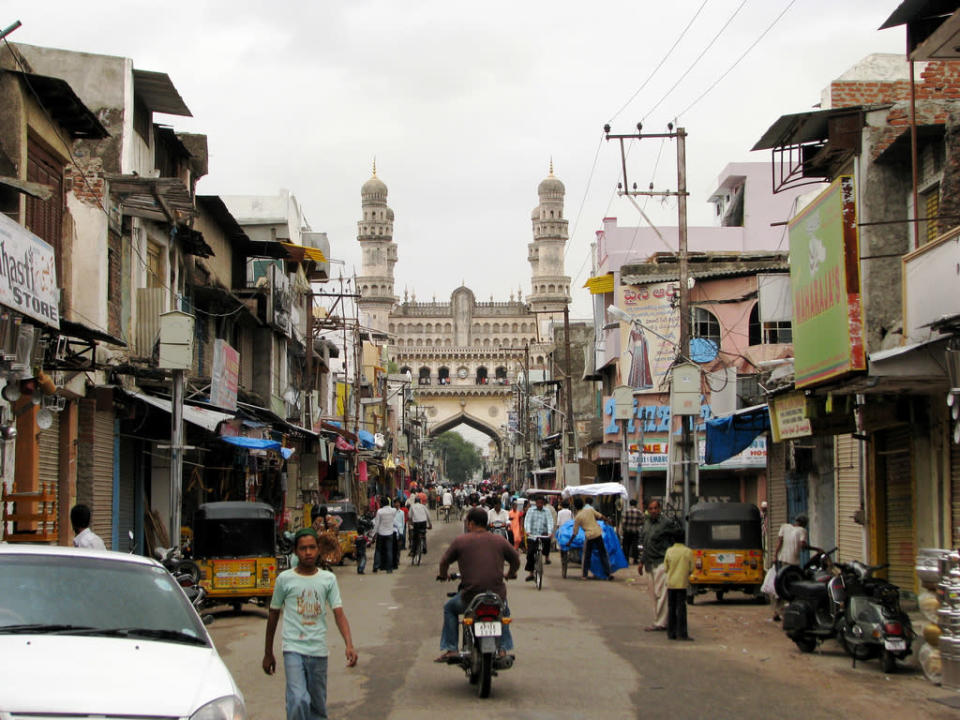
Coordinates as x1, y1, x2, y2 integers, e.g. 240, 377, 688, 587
761, 566, 778, 596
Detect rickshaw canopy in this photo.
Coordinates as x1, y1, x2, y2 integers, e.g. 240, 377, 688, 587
560, 482, 629, 503
687, 502, 763, 550
193, 501, 276, 559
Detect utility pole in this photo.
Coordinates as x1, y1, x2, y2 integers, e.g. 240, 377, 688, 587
604, 122, 693, 527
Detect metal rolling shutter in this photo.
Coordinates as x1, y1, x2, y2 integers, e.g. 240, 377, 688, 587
91, 410, 115, 549
767, 441, 787, 566
37, 413, 60, 538
835, 434, 862, 563
952, 442, 960, 547
881, 427, 914, 591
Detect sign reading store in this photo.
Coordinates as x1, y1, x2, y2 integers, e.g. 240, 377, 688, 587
0, 214, 59, 329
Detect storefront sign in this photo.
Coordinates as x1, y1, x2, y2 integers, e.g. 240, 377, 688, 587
0, 214, 59, 329
770, 392, 812, 442
789, 175, 865, 387
210, 339, 240, 411
628, 436, 767, 470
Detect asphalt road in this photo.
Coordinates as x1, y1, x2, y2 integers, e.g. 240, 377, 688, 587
209, 518, 959, 720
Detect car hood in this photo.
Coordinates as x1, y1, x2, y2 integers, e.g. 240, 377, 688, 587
0, 634, 240, 716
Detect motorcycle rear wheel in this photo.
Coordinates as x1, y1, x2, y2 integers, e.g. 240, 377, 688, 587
478, 652, 493, 698
793, 636, 817, 653
882, 648, 898, 673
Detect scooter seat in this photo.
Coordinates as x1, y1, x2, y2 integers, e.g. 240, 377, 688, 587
790, 580, 828, 600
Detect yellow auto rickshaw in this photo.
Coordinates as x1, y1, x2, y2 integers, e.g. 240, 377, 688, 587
192, 501, 288, 611
687, 501, 764, 603
325, 502, 360, 564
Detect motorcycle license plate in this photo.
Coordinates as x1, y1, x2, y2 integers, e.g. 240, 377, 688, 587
473, 622, 502, 637
884, 637, 906, 651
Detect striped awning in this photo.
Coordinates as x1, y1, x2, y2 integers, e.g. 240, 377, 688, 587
583, 273, 615, 294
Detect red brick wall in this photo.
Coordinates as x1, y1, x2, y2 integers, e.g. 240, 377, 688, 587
829, 61, 960, 109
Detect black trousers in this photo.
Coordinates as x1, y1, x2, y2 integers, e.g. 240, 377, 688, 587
621, 531, 639, 564
524, 536, 550, 572
667, 588, 689, 639
582, 535, 611, 578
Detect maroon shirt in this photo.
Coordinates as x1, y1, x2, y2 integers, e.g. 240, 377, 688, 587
439, 531, 521, 604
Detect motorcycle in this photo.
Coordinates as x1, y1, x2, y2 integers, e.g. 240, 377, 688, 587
439, 573, 515, 698
778, 549, 913, 672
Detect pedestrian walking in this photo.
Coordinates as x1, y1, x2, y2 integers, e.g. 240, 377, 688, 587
372, 497, 397, 573
663, 527, 694, 641
620, 499, 642, 565
770, 514, 822, 621
263, 528, 358, 720
639, 499, 673, 631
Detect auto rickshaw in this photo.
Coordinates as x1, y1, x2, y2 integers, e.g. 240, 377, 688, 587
325, 502, 360, 564
687, 501, 764, 603
192, 501, 288, 611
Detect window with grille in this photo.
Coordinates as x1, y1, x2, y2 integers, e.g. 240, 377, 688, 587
692, 308, 721, 344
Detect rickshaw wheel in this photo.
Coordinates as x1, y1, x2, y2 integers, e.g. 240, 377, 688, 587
715, 591, 725, 603
231, 602, 243, 614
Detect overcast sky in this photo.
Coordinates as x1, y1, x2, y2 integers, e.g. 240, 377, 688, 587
11, 0, 909, 325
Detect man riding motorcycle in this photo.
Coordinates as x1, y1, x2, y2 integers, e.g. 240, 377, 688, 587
435, 507, 520, 663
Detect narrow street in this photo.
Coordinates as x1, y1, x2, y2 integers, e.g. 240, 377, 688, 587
208, 520, 958, 720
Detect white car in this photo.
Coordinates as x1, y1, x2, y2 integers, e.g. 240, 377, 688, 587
0, 544, 245, 719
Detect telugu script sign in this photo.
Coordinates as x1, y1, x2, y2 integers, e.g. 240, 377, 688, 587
0, 214, 59, 329
210, 339, 240, 411
770, 392, 812, 442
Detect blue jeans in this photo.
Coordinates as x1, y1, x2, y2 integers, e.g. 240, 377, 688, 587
283, 652, 328, 720
583, 535, 612, 578
440, 592, 513, 652
373, 534, 393, 571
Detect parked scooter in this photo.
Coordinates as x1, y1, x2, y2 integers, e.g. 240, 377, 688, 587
154, 546, 201, 586
777, 549, 914, 672
438, 573, 515, 698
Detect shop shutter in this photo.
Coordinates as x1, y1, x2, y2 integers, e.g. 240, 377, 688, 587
91, 410, 115, 549
767, 440, 787, 566
116, 437, 134, 552
880, 427, 914, 591
951, 442, 960, 547
37, 412, 60, 538
835, 434, 862, 563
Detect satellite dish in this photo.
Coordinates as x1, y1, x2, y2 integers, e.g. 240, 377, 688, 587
690, 338, 718, 364
36, 407, 53, 430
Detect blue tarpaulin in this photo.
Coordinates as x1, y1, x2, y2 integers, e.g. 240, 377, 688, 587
221, 436, 282, 451
704, 405, 769, 465
556, 520, 628, 579
356, 429, 376, 449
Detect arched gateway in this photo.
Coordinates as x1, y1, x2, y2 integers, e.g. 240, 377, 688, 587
355, 163, 572, 460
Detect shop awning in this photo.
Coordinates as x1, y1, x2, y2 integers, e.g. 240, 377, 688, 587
583, 273, 615, 294
128, 391, 235, 433
704, 404, 770, 465
221, 436, 281, 451
237, 401, 319, 439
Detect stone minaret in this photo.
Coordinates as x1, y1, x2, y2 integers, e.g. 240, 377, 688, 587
527, 161, 570, 314
356, 161, 397, 332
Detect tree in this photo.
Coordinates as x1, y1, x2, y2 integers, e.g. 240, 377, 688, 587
433, 431, 482, 484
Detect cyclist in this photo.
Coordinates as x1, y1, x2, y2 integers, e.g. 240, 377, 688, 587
409, 495, 432, 556
441, 487, 454, 522
523, 496, 555, 581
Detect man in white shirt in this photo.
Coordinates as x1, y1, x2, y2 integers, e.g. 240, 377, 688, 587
772, 514, 821, 620
487, 497, 511, 542
409, 496, 432, 554
71, 504, 106, 550
373, 497, 397, 573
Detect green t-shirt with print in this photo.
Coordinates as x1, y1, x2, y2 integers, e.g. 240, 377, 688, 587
270, 567, 342, 657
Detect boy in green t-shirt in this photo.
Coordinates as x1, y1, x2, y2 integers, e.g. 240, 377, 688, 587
263, 528, 358, 719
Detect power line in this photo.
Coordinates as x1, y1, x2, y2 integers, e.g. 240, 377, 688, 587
642, 0, 748, 122
676, 0, 798, 121
607, 0, 711, 125
563, 132, 605, 261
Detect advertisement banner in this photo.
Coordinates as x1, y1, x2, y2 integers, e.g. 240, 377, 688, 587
789, 175, 865, 387
0, 213, 60, 329
617, 282, 681, 393
210, 339, 240, 411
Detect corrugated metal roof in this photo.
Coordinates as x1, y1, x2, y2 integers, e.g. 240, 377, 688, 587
133, 69, 191, 117
752, 105, 888, 152
879, 0, 959, 29
620, 252, 789, 285
10, 71, 109, 139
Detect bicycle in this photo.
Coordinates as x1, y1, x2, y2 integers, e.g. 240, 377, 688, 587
529, 535, 549, 590
410, 527, 424, 566
440, 505, 452, 524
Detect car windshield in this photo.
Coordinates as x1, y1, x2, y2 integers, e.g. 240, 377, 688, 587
0, 554, 208, 645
